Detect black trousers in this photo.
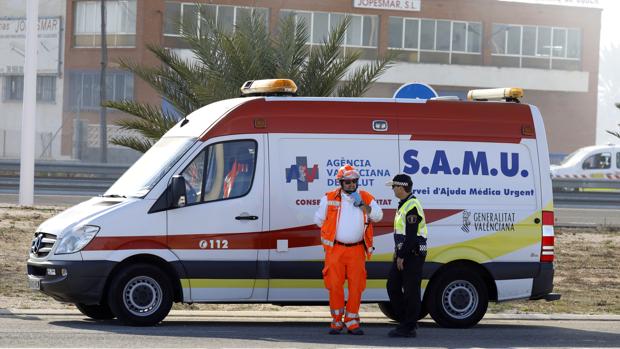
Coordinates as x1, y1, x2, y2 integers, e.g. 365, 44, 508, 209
386, 253, 426, 331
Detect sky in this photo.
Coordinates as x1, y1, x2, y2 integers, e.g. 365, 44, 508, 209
596, 0, 620, 145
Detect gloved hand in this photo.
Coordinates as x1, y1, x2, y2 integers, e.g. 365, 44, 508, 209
350, 191, 363, 207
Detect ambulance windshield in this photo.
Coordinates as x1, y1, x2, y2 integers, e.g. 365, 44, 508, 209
104, 136, 196, 198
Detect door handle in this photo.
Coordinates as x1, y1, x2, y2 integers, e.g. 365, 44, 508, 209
235, 215, 259, 220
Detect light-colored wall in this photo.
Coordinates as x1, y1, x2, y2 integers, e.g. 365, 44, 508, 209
0, 0, 67, 159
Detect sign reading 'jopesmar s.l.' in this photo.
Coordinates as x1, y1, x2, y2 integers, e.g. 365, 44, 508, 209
497, 0, 603, 8
353, 0, 421, 12
0, 17, 61, 75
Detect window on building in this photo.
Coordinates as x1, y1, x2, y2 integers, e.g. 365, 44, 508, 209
164, 2, 269, 36
74, 0, 137, 47
68, 71, 133, 110
280, 10, 379, 59
389, 17, 482, 65
3, 75, 56, 102
491, 23, 581, 70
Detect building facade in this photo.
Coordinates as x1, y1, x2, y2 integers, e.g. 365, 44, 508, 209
3, 0, 602, 161
0, 0, 66, 159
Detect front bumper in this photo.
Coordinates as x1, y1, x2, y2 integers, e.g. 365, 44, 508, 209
27, 259, 116, 305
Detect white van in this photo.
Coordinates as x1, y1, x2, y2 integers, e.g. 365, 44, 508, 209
27, 80, 559, 328
551, 144, 620, 179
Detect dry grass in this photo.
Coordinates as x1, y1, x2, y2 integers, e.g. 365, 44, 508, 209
1, 205, 618, 314
489, 226, 620, 314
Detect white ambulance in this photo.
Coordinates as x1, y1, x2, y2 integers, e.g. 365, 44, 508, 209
27, 80, 559, 328
551, 144, 620, 179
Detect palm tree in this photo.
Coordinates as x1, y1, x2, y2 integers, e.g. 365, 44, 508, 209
105, 10, 393, 153
609, 102, 620, 139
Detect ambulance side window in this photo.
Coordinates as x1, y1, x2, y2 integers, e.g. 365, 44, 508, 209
582, 152, 611, 170
180, 140, 257, 204
617, 152, 620, 169
202, 140, 257, 202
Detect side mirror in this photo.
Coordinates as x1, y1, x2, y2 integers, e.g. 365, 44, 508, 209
170, 175, 187, 208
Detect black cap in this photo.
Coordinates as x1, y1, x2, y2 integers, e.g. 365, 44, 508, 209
386, 174, 412, 189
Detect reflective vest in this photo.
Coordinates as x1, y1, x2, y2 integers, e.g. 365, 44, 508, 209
394, 195, 427, 239
320, 188, 375, 258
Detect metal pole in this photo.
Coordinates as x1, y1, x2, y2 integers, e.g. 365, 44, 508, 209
99, 0, 108, 163
19, 0, 39, 206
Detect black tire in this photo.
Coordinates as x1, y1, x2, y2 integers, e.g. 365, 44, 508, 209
107, 263, 173, 326
427, 268, 488, 328
378, 301, 427, 321
75, 303, 115, 320
378, 302, 400, 321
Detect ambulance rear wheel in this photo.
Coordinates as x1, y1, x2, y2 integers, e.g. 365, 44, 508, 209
75, 302, 115, 320
107, 264, 173, 326
427, 269, 488, 328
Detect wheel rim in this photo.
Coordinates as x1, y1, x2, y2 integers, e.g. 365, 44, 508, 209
123, 276, 163, 317
441, 279, 478, 320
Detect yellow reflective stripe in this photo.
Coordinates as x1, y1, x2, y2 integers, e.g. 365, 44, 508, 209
181, 279, 394, 289
181, 279, 266, 288
345, 312, 359, 319
321, 237, 334, 247
266, 279, 326, 288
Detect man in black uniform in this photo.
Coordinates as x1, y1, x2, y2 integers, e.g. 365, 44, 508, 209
385, 174, 428, 338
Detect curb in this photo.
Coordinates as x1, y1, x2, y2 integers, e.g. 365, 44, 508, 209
2, 309, 619, 321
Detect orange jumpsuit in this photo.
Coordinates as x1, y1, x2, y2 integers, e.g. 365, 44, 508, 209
318, 188, 377, 331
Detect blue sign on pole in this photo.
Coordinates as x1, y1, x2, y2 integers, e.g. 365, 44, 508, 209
393, 82, 439, 99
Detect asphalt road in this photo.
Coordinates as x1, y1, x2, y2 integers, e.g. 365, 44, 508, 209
0, 311, 618, 348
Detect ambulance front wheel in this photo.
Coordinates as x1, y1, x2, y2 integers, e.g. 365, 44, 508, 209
107, 263, 173, 326
378, 301, 428, 321
75, 302, 115, 320
427, 269, 488, 328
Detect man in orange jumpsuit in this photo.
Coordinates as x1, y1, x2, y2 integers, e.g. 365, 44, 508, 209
314, 164, 383, 335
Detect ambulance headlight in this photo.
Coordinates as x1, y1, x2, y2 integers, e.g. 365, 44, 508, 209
55, 225, 100, 254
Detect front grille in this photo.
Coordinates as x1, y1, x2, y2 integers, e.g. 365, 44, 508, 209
30, 232, 57, 258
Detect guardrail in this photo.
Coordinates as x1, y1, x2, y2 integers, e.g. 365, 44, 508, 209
552, 178, 620, 207
0, 160, 128, 196
552, 178, 620, 190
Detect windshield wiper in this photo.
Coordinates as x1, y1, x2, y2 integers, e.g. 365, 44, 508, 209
101, 194, 127, 198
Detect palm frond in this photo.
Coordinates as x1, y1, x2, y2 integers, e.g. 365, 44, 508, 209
117, 50, 205, 115
273, 14, 308, 81
104, 100, 177, 140
110, 136, 154, 154
301, 16, 354, 96
607, 128, 620, 139
337, 53, 395, 97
